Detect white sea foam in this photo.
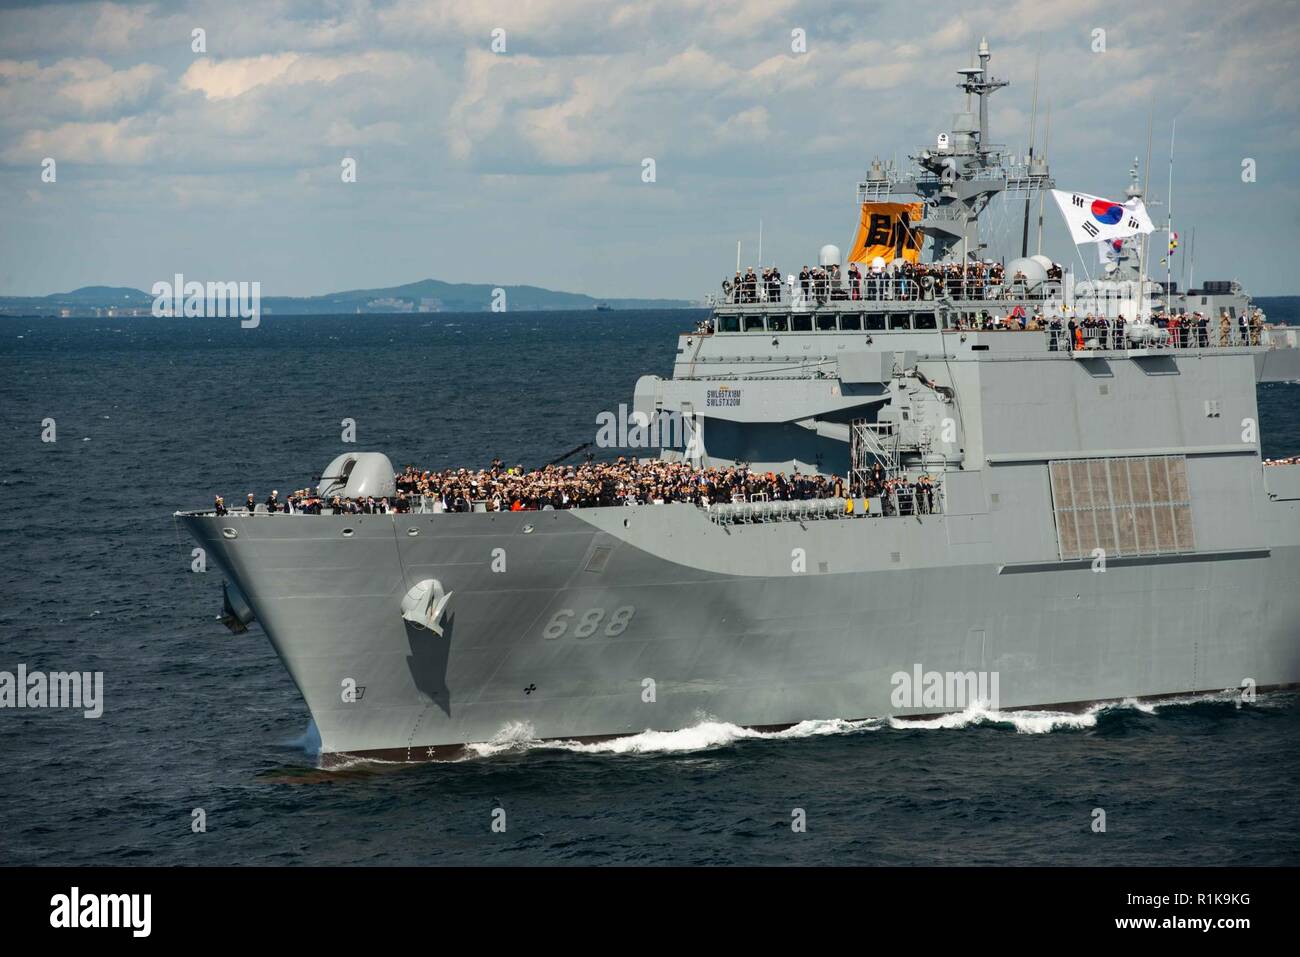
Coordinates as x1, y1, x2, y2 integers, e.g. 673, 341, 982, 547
458, 715, 884, 759
463, 720, 544, 758
1137, 688, 1248, 710
329, 687, 1274, 768
889, 702, 1100, 733
888, 688, 1257, 733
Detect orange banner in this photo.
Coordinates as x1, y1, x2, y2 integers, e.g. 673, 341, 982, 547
847, 202, 924, 264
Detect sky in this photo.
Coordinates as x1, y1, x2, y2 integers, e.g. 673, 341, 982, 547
0, 0, 1297, 299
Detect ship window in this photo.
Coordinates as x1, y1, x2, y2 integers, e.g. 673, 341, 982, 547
744, 315, 765, 331
719, 315, 740, 333
864, 313, 886, 330
792, 315, 813, 332
914, 312, 937, 329
817, 314, 838, 331
769, 314, 788, 332
889, 313, 911, 330
1228, 306, 1236, 318
840, 314, 862, 330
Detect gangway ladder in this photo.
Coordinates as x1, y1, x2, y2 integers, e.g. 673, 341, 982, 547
849, 418, 902, 496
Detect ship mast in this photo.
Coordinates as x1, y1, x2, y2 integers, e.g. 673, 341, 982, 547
858, 39, 1052, 264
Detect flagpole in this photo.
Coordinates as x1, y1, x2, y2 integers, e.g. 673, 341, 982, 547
1137, 103, 1154, 320
1166, 119, 1175, 302
1036, 99, 1050, 255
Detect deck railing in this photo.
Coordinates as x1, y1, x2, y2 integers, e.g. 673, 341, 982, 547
185, 486, 945, 521
1045, 324, 1264, 352
710, 278, 1065, 308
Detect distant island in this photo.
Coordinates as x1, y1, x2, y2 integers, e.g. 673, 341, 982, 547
2, 282, 1296, 322
0, 278, 700, 318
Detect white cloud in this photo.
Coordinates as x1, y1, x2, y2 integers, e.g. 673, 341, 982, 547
3, 118, 158, 165
176, 50, 412, 102
0, 0, 1296, 297
0, 57, 164, 121
180, 53, 301, 100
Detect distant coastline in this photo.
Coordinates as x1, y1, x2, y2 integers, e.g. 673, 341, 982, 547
0, 278, 699, 318
2, 282, 1296, 321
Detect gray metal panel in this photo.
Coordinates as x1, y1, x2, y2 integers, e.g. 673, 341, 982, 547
1264, 463, 1300, 501
942, 470, 987, 516
837, 350, 892, 384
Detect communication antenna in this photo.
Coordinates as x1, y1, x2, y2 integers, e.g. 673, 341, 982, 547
1036, 99, 1051, 254
1021, 52, 1040, 257
1027, 52, 1040, 159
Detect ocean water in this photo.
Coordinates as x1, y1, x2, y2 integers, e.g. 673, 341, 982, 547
1, 307, 1298, 867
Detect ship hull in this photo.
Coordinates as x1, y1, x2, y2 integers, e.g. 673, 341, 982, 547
182, 503, 1300, 764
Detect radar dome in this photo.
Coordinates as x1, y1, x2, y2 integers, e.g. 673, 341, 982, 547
819, 244, 841, 266
1006, 256, 1047, 289
1029, 254, 1054, 272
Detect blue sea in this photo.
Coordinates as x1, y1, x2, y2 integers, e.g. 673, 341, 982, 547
1, 306, 1298, 866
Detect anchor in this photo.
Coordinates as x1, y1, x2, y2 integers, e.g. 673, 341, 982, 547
218, 580, 256, 634
400, 579, 454, 637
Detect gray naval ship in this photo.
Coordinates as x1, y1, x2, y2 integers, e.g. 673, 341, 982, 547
179, 42, 1300, 765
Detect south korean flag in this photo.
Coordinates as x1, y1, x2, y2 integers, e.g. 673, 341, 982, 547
1052, 190, 1156, 246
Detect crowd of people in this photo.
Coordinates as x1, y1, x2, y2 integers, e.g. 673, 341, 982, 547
396, 458, 847, 512
721, 260, 1058, 305
212, 458, 942, 517
1264, 456, 1300, 466
723, 267, 785, 304
1042, 308, 1267, 351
